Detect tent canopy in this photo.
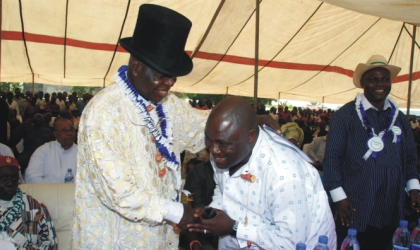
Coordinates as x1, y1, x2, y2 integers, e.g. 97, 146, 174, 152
1, 0, 419, 107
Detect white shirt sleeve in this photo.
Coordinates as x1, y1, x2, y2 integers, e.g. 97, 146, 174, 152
330, 186, 347, 202
25, 146, 50, 184
163, 200, 184, 224
407, 179, 420, 191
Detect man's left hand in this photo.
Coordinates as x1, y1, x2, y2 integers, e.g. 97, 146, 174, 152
410, 189, 420, 212
187, 209, 235, 236
257, 115, 280, 132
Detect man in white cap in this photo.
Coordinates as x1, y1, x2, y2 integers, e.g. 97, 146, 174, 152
70, 4, 277, 249
324, 55, 420, 249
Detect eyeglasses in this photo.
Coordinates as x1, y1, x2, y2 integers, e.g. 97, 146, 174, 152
56, 128, 76, 134
365, 76, 391, 84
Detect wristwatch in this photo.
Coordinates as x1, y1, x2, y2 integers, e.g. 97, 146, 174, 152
231, 220, 239, 237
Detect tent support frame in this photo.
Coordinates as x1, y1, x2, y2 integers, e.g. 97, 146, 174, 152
407, 24, 416, 116
253, 0, 260, 112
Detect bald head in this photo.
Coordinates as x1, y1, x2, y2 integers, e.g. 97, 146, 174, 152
205, 96, 258, 171
208, 96, 258, 133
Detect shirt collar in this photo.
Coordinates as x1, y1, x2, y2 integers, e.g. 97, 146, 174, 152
361, 93, 391, 111
54, 140, 74, 151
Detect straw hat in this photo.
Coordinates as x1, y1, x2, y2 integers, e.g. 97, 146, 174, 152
353, 55, 401, 88
119, 4, 193, 77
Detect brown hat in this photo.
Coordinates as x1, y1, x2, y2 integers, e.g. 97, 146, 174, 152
0, 156, 20, 170
353, 55, 401, 88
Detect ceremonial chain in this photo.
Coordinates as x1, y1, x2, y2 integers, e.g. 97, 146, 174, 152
355, 93, 400, 160
0, 188, 23, 231
115, 65, 179, 171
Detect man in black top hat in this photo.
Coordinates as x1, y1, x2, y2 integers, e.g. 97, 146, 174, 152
69, 4, 210, 249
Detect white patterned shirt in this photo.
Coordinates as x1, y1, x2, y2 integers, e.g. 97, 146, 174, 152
70, 84, 209, 249
210, 126, 336, 249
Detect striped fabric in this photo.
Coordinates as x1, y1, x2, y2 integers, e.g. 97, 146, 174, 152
323, 100, 418, 232
1, 193, 57, 249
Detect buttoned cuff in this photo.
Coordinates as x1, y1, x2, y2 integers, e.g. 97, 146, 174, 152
330, 187, 347, 202
163, 200, 184, 224
407, 179, 420, 191
236, 222, 257, 248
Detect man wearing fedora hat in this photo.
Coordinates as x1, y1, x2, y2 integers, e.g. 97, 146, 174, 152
70, 4, 278, 249
323, 55, 420, 248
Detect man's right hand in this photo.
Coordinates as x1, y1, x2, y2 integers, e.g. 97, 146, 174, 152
334, 198, 356, 226
176, 204, 200, 232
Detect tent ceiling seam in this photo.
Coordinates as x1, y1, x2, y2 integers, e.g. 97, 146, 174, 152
102, 0, 132, 87
229, 2, 324, 88
189, 0, 261, 87
403, 24, 420, 49
283, 17, 382, 93
190, 0, 226, 59
323, 87, 356, 97
388, 23, 405, 62
390, 93, 407, 101
18, 0, 34, 80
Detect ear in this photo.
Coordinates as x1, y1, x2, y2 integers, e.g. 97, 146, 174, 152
129, 58, 142, 76
247, 128, 257, 143
53, 131, 58, 138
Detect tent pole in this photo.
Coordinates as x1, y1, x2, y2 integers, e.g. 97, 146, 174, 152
253, 0, 260, 113
322, 97, 324, 111
407, 24, 416, 116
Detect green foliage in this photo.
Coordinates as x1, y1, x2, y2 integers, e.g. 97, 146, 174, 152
70, 86, 102, 97
176, 92, 275, 107
0, 82, 23, 93
279, 100, 294, 110
308, 102, 320, 106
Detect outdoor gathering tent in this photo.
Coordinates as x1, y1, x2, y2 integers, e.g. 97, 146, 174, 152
1, 0, 419, 108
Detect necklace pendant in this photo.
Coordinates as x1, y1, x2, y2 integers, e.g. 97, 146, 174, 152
244, 216, 248, 226
156, 152, 163, 162
158, 168, 166, 177
146, 105, 154, 112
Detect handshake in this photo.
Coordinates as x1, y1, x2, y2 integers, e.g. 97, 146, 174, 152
173, 203, 236, 237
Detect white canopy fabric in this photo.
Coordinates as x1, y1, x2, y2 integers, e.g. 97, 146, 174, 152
1, 0, 419, 108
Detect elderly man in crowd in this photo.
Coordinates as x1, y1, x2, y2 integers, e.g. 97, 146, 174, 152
0, 155, 57, 249
25, 117, 77, 184
187, 97, 336, 249
324, 55, 420, 249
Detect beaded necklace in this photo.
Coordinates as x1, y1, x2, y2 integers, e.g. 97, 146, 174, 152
115, 66, 179, 173
355, 93, 399, 160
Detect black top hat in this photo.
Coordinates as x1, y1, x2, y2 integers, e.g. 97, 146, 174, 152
119, 4, 193, 77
